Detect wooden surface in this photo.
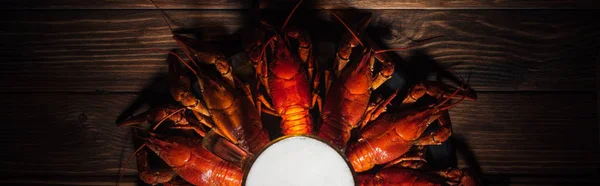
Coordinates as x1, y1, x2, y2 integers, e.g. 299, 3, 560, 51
1, 1, 599, 185
0, 0, 597, 9
1, 10, 597, 92
0, 93, 597, 185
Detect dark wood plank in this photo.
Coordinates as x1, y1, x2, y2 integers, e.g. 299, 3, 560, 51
485, 174, 600, 186
0, 0, 597, 9
0, 92, 596, 185
450, 92, 599, 175
0, 176, 137, 186
0, 10, 597, 92
597, 55, 600, 148
0, 93, 139, 178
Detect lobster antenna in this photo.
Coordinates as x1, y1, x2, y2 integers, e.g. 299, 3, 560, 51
152, 107, 187, 131
374, 35, 444, 54
173, 39, 204, 70
260, 20, 278, 33
150, 0, 203, 71
437, 73, 464, 107
439, 74, 471, 111
439, 88, 468, 111
117, 143, 147, 186
257, 36, 276, 76
281, 0, 305, 32
149, 0, 174, 33
144, 49, 211, 93
445, 68, 472, 92
328, 10, 365, 48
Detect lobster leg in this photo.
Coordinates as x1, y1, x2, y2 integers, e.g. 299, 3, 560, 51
117, 105, 205, 132
242, 27, 267, 86
136, 148, 177, 185
383, 146, 427, 169
401, 82, 428, 106
256, 93, 280, 117
402, 81, 477, 106
243, 27, 271, 96
170, 125, 207, 138
116, 110, 150, 127
413, 110, 452, 146
286, 27, 315, 79
311, 92, 323, 113
163, 176, 194, 186
234, 75, 278, 117
127, 129, 176, 185
202, 129, 250, 167
173, 35, 235, 87
324, 70, 332, 95
371, 52, 395, 90
433, 168, 480, 186
240, 81, 256, 107
166, 53, 216, 129
333, 14, 372, 77
259, 46, 270, 95
359, 90, 398, 130
310, 68, 322, 112
190, 111, 216, 129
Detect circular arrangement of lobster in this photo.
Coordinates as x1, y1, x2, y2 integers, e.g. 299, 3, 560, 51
117, 1, 480, 185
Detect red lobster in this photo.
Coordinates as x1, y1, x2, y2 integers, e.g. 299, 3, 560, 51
345, 82, 471, 172
358, 167, 478, 186
316, 12, 401, 149
144, 0, 270, 156
140, 133, 243, 186
244, 0, 320, 135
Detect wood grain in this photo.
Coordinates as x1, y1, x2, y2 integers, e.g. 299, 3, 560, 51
0, 10, 597, 92
0, 92, 597, 185
0, 0, 597, 9
450, 92, 599, 175
0, 93, 139, 178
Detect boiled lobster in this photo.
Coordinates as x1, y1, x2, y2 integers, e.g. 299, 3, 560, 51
316, 12, 399, 149
117, 104, 206, 137
116, 1, 485, 184
143, 133, 243, 186
358, 167, 478, 186
244, 0, 320, 135
345, 82, 471, 172
145, 0, 271, 155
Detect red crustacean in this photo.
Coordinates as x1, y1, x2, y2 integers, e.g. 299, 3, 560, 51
316, 12, 401, 149
116, 1, 484, 184
245, 0, 320, 135
345, 84, 470, 172
401, 80, 478, 107
118, 127, 247, 186
117, 104, 207, 136
358, 167, 478, 186
144, 133, 243, 186
143, 0, 270, 155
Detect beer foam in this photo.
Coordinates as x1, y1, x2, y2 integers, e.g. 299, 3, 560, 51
245, 136, 355, 186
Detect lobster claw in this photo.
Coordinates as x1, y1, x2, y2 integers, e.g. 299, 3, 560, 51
402, 80, 477, 106
136, 149, 176, 185
173, 35, 234, 87
145, 136, 193, 168
428, 80, 477, 101
202, 129, 249, 167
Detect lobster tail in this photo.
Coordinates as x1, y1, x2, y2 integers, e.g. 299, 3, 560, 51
173, 153, 243, 186
280, 106, 313, 135
316, 117, 353, 149
213, 161, 244, 186
242, 119, 271, 153
345, 141, 378, 172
